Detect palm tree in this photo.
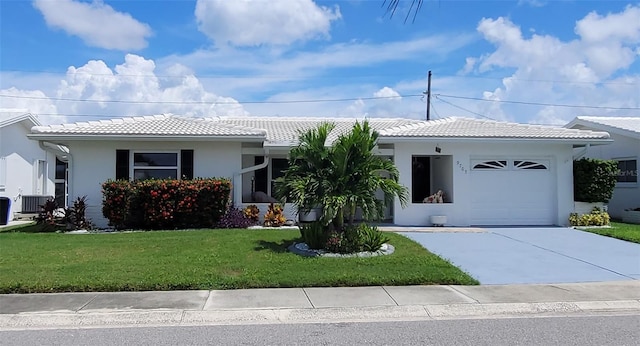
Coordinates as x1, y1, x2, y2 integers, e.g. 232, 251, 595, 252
274, 121, 408, 231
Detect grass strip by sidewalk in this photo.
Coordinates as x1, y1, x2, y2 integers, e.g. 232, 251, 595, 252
579, 222, 640, 244
0, 229, 478, 293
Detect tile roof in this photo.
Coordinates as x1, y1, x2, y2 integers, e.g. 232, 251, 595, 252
31, 114, 266, 137
30, 114, 610, 142
567, 116, 640, 137
215, 117, 424, 146
379, 117, 610, 139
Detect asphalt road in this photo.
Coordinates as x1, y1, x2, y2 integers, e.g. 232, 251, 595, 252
2, 314, 639, 346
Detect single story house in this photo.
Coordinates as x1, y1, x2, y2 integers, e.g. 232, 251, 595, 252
565, 116, 640, 218
1, 109, 66, 221
28, 114, 611, 228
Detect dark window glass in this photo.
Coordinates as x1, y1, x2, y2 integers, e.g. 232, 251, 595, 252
134, 153, 177, 167
55, 158, 67, 180
617, 160, 638, 183
254, 156, 267, 193
271, 158, 288, 180
134, 169, 178, 180
55, 182, 66, 207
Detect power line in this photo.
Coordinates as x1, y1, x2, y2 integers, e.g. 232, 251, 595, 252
429, 101, 441, 120
434, 96, 496, 121
0, 93, 423, 105
436, 94, 640, 111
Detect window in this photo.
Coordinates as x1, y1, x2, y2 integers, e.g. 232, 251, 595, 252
254, 157, 288, 195
133, 152, 178, 180
617, 159, 637, 183
472, 160, 507, 170
54, 158, 67, 207
116, 150, 193, 181
514, 160, 548, 170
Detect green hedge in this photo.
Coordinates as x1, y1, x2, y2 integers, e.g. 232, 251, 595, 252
102, 178, 231, 230
573, 158, 618, 203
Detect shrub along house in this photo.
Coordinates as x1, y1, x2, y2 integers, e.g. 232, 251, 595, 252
565, 116, 640, 219
28, 114, 611, 228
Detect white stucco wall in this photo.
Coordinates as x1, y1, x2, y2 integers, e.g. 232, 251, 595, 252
578, 133, 640, 218
66, 140, 243, 228
0, 122, 55, 221
391, 140, 575, 226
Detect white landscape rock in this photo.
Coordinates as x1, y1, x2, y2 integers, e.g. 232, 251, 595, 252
289, 242, 395, 258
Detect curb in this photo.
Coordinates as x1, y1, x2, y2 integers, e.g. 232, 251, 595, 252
1, 300, 639, 330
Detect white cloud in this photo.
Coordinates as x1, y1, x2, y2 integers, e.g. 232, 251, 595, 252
0, 87, 61, 124
195, 0, 341, 46
467, 5, 640, 124
33, 0, 152, 50
373, 87, 401, 100
0, 55, 248, 124
575, 5, 640, 43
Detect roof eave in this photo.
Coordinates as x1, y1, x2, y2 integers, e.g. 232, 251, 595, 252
565, 118, 640, 140
26, 134, 266, 142
378, 136, 613, 144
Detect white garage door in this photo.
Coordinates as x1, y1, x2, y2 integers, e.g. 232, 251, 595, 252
470, 159, 555, 225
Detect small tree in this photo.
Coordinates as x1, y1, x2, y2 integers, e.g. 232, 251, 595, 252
274, 121, 408, 231
573, 158, 618, 203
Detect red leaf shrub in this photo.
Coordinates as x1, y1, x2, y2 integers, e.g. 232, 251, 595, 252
102, 178, 231, 230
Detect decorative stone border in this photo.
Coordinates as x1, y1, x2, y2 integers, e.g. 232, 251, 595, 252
288, 242, 395, 258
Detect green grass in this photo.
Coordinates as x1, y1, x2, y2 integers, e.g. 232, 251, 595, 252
0, 221, 39, 233
580, 222, 640, 244
0, 229, 478, 293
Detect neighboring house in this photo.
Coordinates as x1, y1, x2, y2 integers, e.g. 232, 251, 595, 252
28, 114, 611, 228
0, 109, 66, 221
565, 116, 640, 218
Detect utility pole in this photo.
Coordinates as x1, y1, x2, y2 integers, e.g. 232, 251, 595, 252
425, 70, 432, 121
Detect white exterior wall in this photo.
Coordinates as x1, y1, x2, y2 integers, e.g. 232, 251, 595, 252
579, 133, 640, 218
0, 122, 55, 220
392, 140, 575, 226
66, 140, 242, 228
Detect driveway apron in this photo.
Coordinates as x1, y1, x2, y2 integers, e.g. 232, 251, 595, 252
399, 227, 640, 285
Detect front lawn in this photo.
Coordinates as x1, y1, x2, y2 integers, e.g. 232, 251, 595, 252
580, 222, 640, 244
0, 229, 478, 293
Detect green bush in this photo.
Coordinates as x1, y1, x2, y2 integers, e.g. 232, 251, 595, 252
299, 221, 326, 249
102, 178, 231, 230
573, 158, 618, 203
358, 224, 389, 252
318, 223, 389, 253
569, 207, 610, 226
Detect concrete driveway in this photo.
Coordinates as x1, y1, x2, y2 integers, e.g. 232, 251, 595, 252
398, 227, 640, 285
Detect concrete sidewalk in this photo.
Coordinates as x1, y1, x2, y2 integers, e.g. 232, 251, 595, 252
1, 281, 639, 329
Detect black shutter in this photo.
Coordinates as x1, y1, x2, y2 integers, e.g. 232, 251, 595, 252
116, 150, 130, 180
181, 150, 194, 180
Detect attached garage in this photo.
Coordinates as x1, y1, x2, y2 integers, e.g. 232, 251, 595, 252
469, 159, 556, 225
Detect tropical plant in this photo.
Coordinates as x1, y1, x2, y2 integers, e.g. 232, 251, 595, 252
299, 221, 326, 250
274, 121, 408, 233
243, 204, 260, 222
263, 203, 286, 227
573, 158, 618, 203
217, 206, 256, 229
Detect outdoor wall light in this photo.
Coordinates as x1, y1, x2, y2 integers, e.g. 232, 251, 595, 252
435, 145, 442, 153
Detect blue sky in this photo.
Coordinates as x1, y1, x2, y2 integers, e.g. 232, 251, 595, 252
1, 0, 639, 125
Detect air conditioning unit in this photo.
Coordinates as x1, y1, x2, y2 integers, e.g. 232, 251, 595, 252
22, 195, 53, 213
